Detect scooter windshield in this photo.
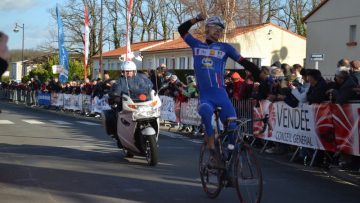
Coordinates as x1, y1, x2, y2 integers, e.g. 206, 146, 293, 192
128, 87, 152, 102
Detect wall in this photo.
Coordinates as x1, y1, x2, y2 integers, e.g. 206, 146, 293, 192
230, 25, 306, 67
305, 0, 360, 75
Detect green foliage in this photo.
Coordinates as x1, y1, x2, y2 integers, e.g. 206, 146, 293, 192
29, 68, 49, 82
22, 75, 30, 83
40, 56, 59, 78
69, 59, 84, 81
39, 55, 85, 81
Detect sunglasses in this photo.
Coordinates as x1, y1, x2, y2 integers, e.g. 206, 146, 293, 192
208, 24, 224, 31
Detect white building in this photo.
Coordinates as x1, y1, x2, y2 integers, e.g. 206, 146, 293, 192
303, 0, 360, 75
141, 22, 306, 70
10, 60, 34, 82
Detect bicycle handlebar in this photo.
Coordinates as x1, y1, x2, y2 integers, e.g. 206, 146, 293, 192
230, 114, 269, 134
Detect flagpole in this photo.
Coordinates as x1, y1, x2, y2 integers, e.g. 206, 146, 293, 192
99, 0, 104, 80
84, 4, 88, 80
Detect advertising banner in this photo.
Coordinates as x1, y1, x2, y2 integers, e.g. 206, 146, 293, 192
38, 93, 51, 106
180, 98, 201, 126
159, 96, 176, 122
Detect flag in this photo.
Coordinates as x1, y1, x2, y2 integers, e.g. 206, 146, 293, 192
125, 0, 133, 61
84, 4, 90, 79
56, 5, 69, 83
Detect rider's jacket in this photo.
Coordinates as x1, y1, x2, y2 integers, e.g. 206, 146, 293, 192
183, 34, 242, 93
111, 73, 153, 97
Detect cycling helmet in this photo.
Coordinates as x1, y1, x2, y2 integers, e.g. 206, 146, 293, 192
206, 16, 225, 29
122, 61, 137, 71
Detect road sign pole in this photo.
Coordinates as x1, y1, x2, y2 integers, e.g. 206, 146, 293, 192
315, 61, 318, 70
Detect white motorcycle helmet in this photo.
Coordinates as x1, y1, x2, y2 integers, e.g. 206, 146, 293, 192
206, 16, 225, 29
122, 60, 137, 71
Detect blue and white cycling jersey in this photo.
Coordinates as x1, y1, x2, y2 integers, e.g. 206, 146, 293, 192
183, 33, 241, 140
184, 33, 241, 92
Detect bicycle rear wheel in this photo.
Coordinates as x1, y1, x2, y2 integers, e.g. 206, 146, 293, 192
235, 143, 263, 203
199, 143, 223, 199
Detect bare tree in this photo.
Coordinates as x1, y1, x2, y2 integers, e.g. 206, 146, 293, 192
104, 0, 121, 48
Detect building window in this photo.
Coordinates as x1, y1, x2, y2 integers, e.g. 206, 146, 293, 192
170, 58, 176, 69
245, 58, 262, 67
347, 25, 357, 46
179, 57, 187, 69
117, 63, 121, 69
158, 57, 166, 67
147, 58, 153, 69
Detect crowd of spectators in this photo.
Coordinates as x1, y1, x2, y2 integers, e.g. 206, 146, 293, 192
1, 59, 360, 171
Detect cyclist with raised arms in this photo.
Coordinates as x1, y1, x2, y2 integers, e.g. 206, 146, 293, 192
178, 14, 260, 168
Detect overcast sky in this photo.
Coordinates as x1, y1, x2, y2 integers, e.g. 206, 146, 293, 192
0, 0, 61, 50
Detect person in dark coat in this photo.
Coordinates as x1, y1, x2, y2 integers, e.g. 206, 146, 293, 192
327, 70, 359, 104
306, 69, 329, 104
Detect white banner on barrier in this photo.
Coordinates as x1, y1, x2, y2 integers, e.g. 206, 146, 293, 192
91, 96, 111, 114
254, 101, 331, 150
63, 94, 82, 111
82, 95, 92, 112
160, 96, 176, 122
180, 98, 201, 125
51, 93, 64, 107
271, 102, 320, 149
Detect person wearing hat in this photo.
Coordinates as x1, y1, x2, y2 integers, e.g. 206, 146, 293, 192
111, 61, 153, 101
178, 13, 262, 167
230, 72, 245, 100
326, 68, 358, 104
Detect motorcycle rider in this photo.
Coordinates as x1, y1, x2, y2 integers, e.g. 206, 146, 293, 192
105, 60, 153, 147
111, 60, 153, 103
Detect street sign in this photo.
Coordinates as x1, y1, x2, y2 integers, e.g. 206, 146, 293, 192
310, 53, 324, 61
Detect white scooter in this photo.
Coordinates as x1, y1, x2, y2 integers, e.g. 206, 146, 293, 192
103, 89, 161, 166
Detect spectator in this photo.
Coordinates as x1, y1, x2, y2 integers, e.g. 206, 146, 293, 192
224, 72, 233, 98
231, 72, 246, 100
159, 75, 185, 97
48, 77, 62, 93
271, 61, 281, 69
82, 78, 93, 95
337, 58, 350, 69
289, 68, 310, 105
252, 66, 272, 101
267, 68, 290, 102
326, 69, 358, 104
306, 69, 329, 104
181, 75, 198, 99
350, 60, 360, 84
281, 63, 292, 80
291, 64, 303, 86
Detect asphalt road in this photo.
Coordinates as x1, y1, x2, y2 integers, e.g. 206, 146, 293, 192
0, 101, 359, 203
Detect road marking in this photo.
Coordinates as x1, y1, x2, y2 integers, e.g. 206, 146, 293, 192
0, 120, 14, 124
160, 131, 202, 145
76, 121, 100, 126
50, 120, 72, 125
22, 119, 45, 124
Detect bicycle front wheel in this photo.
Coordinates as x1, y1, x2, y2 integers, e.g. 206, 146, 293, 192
199, 143, 223, 199
235, 143, 263, 203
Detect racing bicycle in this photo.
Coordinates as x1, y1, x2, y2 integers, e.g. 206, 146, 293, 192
199, 107, 268, 203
